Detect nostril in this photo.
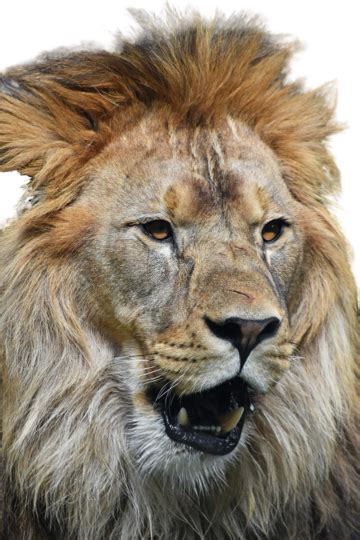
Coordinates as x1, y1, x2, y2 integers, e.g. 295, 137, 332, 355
204, 315, 281, 365
204, 317, 240, 343
257, 317, 281, 344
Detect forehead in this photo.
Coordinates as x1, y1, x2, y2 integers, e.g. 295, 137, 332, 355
91, 113, 294, 223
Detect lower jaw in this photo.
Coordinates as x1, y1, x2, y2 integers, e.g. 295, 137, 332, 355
162, 407, 248, 455
147, 374, 253, 455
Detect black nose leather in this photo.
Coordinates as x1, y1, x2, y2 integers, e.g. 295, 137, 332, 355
204, 316, 281, 366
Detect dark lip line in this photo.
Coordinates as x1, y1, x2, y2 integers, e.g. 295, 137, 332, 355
162, 404, 249, 456
149, 373, 253, 455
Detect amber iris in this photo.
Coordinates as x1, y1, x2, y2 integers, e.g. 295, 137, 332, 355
142, 220, 173, 241
262, 219, 286, 243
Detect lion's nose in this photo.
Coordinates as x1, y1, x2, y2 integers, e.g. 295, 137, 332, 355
204, 316, 281, 365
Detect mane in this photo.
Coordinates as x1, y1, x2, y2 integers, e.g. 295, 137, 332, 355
1, 10, 359, 540
0, 10, 340, 207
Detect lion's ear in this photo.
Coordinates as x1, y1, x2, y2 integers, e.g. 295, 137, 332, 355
0, 57, 117, 198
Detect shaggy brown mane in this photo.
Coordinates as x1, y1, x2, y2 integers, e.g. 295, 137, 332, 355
0, 11, 339, 207
1, 9, 359, 540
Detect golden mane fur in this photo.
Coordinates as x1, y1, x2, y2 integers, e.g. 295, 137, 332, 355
1, 10, 359, 540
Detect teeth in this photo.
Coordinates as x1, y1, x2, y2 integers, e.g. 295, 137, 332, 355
176, 406, 245, 435
177, 407, 190, 427
193, 425, 222, 434
220, 407, 244, 434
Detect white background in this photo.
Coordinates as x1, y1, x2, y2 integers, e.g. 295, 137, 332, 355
0, 0, 359, 286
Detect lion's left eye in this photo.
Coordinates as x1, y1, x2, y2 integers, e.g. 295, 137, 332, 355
262, 219, 287, 243
142, 220, 173, 241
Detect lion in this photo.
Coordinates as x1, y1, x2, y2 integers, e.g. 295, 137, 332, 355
0, 10, 359, 540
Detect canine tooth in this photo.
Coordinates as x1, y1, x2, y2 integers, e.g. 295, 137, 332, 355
221, 407, 244, 434
177, 407, 190, 427
250, 403, 255, 412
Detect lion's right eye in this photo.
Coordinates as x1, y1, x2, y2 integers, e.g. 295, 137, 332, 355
261, 219, 287, 243
142, 220, 174, 241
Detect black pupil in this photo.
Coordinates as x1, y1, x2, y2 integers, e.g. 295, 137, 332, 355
144, 220, 172, 240
263, 219, 284, 240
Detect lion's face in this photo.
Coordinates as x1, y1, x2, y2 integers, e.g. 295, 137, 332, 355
74, 112, 303, 473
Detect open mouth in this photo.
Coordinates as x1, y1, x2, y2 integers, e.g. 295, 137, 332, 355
148, 376, 253, 455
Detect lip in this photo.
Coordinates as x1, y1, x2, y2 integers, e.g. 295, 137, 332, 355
148, 376, 253, 455
162, 403, 248, 455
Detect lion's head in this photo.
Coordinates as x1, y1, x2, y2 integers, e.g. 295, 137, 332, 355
1, 11, 359, 540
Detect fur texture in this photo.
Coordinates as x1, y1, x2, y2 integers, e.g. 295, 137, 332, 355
0, 10, 359, 540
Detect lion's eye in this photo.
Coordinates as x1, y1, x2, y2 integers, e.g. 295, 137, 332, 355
142, 220, 173, 241
261, 219, 287, 243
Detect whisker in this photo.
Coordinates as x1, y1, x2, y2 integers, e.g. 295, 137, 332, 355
155, 373, 183, 402
137, 366, 162, 373
113, 353, 157, 361
138, 371, 164, 380
145, 376, 165, 386
141, 375, 160, 384
140, 366, 163, 374
289, 355, 304, 362
138, 367, 163, 376
137, 359, 159, 363
164, 373, 186, 404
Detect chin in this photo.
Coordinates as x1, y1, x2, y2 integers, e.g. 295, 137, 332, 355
128, 406, 250, 491
127, 369, 256, 491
